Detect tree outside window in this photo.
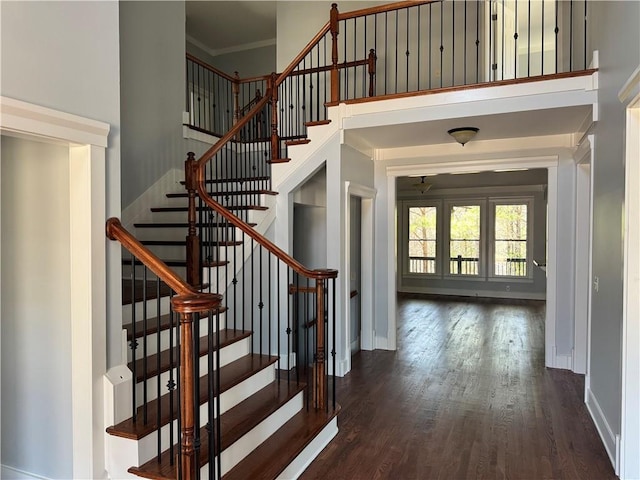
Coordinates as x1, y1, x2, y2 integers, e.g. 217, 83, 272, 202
449, 205, 480, 275
408, 206, 437, 273
494, 204, 528, 276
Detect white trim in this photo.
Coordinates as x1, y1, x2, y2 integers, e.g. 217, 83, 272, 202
1, 465, 53, 480
586, 387, 618, 471
387, 175, 397, 350
620, 92, 640, 480
375, 335, 389, 350
0, 96, 109, 147
399, 286, 545, 301
618, 65, 640, 103
387, 155, 559, 176
572, 136, 593, 375
0, 96, 109, 480
550, 346, 574, 370
546, 166, 558, 368
187, 34, 276, 59
276, 416, 338, 480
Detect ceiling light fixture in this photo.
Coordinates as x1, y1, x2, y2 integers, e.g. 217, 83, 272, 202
448, 127, 479, 146
413, 176, 432, 194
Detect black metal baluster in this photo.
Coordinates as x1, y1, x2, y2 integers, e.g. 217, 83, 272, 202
542, 0, 545, 75
417, 6, 421, 90
142, 266, 148, 424
395, 10, 399, 93
216, 309, 222, 480
207, 310, 214, 480
584, 0, 587, 70
476, 0, 480, 83
332, 278, 336, 410
268, 252, 272, 363
130, 257, 137, 421
555, 0, 559, 73
156, 278, 162, 460
429, 4, 432, 89
259, 247, 264, 356
527, 0, 531, 77
287, 268, 291, 384
570, 0, 574, 71
277, 261, 281, 379
384, 12, 388, 94
440, 1, 444, 88
464, 0, 467, 84
502, 0, 505, 80
406, 7, 410, 92
514, 0, 518, 78
251, 238, 255, 354
452, 0, 456, 85
168, 295, 176, 465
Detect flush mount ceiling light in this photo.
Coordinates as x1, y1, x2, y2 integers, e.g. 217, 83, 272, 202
413, 176, 432, 194
447, 127, 479, 146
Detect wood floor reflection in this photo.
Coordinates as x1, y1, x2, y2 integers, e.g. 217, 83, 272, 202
301, 295, 616, 480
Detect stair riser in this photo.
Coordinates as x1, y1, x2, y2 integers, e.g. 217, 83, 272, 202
122, 296, 171, 325
201, 391, 304, 478
133, 337, 251, 408
126, 315, 221, 361
122, 364, 277, 466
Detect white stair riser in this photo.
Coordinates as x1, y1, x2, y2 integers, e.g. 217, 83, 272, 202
126, 313, 224, 361
200, 391, 305, 478
122, 296, 171, 325
120, 364, 277, 466
133, 337, 251, 407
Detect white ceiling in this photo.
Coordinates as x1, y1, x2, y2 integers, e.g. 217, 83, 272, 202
345, 104, 592, 150
186, 1, 277, 55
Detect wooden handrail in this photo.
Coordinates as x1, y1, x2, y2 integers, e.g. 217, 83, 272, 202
186, 53, 238, 83
338, 0, 437, 20
106, 217, 223, 299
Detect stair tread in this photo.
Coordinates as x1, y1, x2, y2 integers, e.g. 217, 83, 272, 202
305, 119, 331, 127
133, 222, 257, 228
180, 176, 271, 186
150, 205, 268, 213
128, 328, 252, 382
223, 405, 340, 480
122, 279, 171, 305
128, 381, 307, 480
107, 353, 277, 440
266, 158, 291, 164
123, 257, 229, 268
284, 138, 311, 146
166, 190, 277, 198
140, 240, 243, 247
122, 306, 229, 341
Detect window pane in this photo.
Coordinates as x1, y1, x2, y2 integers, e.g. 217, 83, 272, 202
408, 207, 437, 273
449, 205, 480, 275
494, 204, 527, 276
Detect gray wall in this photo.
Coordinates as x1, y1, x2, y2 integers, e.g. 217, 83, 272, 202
187, 41, 277, 78
120, 1, 186, 208
1, 136, 73, 479
588, 0, 640, 445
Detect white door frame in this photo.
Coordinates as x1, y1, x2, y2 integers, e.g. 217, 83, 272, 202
386, 154, 560, 368
573, 136, 594, 375
343, 182, 376, 374
619, 67, 640, 480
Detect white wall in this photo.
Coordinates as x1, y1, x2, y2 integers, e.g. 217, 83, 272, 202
187, 41, 277, 78
1, 136, 73, 479
0, 0, 122, 369
120, 1, 186, 209
587, 0, 640, 466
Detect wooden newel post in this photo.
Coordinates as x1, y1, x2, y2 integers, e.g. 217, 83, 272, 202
269, 72, 280, 161
330, 3, 340, 103
173, 293, 221, 480
185, 152, 201, 288
314, 278, 326, 410
368, 48, 377, 97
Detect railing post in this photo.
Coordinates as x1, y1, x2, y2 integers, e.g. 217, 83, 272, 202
367, 48, 377, 97
185, 152, 201, 288
330, 3, 340, 103
173, 293, 220, 480
314, 278, 326, 410
269, 72, 280, 161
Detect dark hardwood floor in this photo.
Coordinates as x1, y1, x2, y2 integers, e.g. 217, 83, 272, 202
301, 295, 616, 480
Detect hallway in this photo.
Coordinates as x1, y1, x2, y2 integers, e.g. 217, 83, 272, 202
301, 295, 616, 479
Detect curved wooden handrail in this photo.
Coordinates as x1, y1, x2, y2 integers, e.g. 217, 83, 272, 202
338, 0, 438, 20
186, 53, 237, 83
106, 217, 224, 300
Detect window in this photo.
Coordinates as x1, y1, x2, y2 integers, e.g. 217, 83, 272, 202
448, 205, 481, 275
493, 203, 529, 277
408, 206, 437, 274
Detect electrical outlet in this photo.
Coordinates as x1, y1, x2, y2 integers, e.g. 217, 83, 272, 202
593, 276, 599, 292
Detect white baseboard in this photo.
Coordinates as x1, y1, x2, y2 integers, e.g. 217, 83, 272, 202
276, 416, 338, 480
398, 285, 546, 301
550, 346, 574, 370
375, 335, 389, 350
121, 168, 183, 230
586, 387, 618, 472
1, 465, 52, 480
